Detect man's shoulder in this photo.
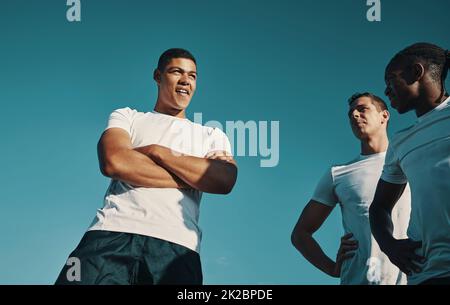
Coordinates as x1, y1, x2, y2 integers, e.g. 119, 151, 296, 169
316, 158, 354, 183
329, 154, 384, 178
111, 106, 144, 117
330, 156, 361, 170
390, 102, 450, 144
189, 121, 228, 138
391, 124, 415, 144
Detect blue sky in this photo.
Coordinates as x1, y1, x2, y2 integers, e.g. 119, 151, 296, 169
0, 0, 449, 284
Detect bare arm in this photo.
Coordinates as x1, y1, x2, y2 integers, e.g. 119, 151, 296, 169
369, 179, 424, 275
139, 145, 238, 194
369, 179, 406, 249
97, 128, 187, 189
291, 200, 357, 278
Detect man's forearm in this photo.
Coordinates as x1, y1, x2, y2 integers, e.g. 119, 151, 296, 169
142, 145, 237, 194
369, 203, 396, 253
369, 180, 407, 253
292, 232, 337, 277
102, 148, 187, 189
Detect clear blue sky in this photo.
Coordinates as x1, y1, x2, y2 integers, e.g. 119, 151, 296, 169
0, 0, 449, 284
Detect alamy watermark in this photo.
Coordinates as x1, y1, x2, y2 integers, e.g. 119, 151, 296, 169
195, 113, 279, 168
66, 0, 81, 22
67, 1, 381, 23
366, 257, 381, 284
65, 257, 81, 282
165, 113, 280, 168
366, 0, 381, 22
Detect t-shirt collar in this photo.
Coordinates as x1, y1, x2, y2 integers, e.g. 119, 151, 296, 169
152, 110, 189, 121
417, 96, 450, 123
358, 151, 387, 160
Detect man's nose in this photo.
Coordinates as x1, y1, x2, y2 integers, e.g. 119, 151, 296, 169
178, 74, 190, 85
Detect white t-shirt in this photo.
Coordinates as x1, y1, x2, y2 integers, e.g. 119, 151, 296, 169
88, 107, 232, 253
381, 96, 450, 285
313, 152, 411, 285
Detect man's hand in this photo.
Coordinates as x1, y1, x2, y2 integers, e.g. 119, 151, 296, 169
133, 145, 190, 189
383, 238, 425, 276
331, 233, 358, 277
205, 150, 234, 162
144, 145, 233, 162
139, 144, 237, 194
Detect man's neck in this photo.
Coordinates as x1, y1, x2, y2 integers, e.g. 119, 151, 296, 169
415, 87, 449, 117
154, 100, 186, 119
360, 133, 389, 156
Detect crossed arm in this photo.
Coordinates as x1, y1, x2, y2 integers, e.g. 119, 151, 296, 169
97, 128, 238, 194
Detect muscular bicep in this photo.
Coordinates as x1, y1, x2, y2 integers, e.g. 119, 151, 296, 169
293, 200, 334, 236
97, 128, 133, 175
371, 179, 407, 213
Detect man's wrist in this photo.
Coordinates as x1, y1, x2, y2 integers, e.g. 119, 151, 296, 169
325, 261, 338, 278
380, 235, 397, 255
134, 145, 151, 156
147, 144, 164, 163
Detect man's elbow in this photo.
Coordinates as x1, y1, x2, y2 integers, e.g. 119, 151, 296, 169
99, 154, 123, 178
368, 201, 384, 232
291, 230, 298, 248
291, 228, 307, 250
100, 163, 114, 178
368, 203, 375, 215
369, 200, 381, 218
100, 160, 116, 178
220, 166, 238, 194
215, 180, 235, 195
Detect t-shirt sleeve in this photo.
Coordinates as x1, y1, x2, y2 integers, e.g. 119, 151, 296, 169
206, 128, 233, 156
380, 144, 407, 184
105, 107, 136, 136
311, 168, 339, 207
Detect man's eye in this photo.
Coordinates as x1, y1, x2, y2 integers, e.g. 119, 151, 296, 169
189, 75, 196, 80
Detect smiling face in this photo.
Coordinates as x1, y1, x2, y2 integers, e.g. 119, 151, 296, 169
154, 57, 197, 117
348, 96, 389, 140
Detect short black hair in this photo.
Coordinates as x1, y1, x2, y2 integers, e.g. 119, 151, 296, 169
348, 92, 388, 112
386, 42, 449, 95
157, 48, 196, 72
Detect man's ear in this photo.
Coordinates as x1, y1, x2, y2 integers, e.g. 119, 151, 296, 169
382, 109, 390, 124
402, 62, 425, 85
411, 62, 425, 82
153, 69, 161, 85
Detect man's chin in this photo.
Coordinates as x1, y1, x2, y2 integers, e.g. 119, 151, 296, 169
171, 103, 190, 113
174, 97, 191, 107
392, 98, 416, 114
352, 129, 367, 140
175, 104, 189, 111
395, 105, 412, 114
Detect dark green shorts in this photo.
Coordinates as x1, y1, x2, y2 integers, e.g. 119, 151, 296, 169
55, 230, 202, 285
